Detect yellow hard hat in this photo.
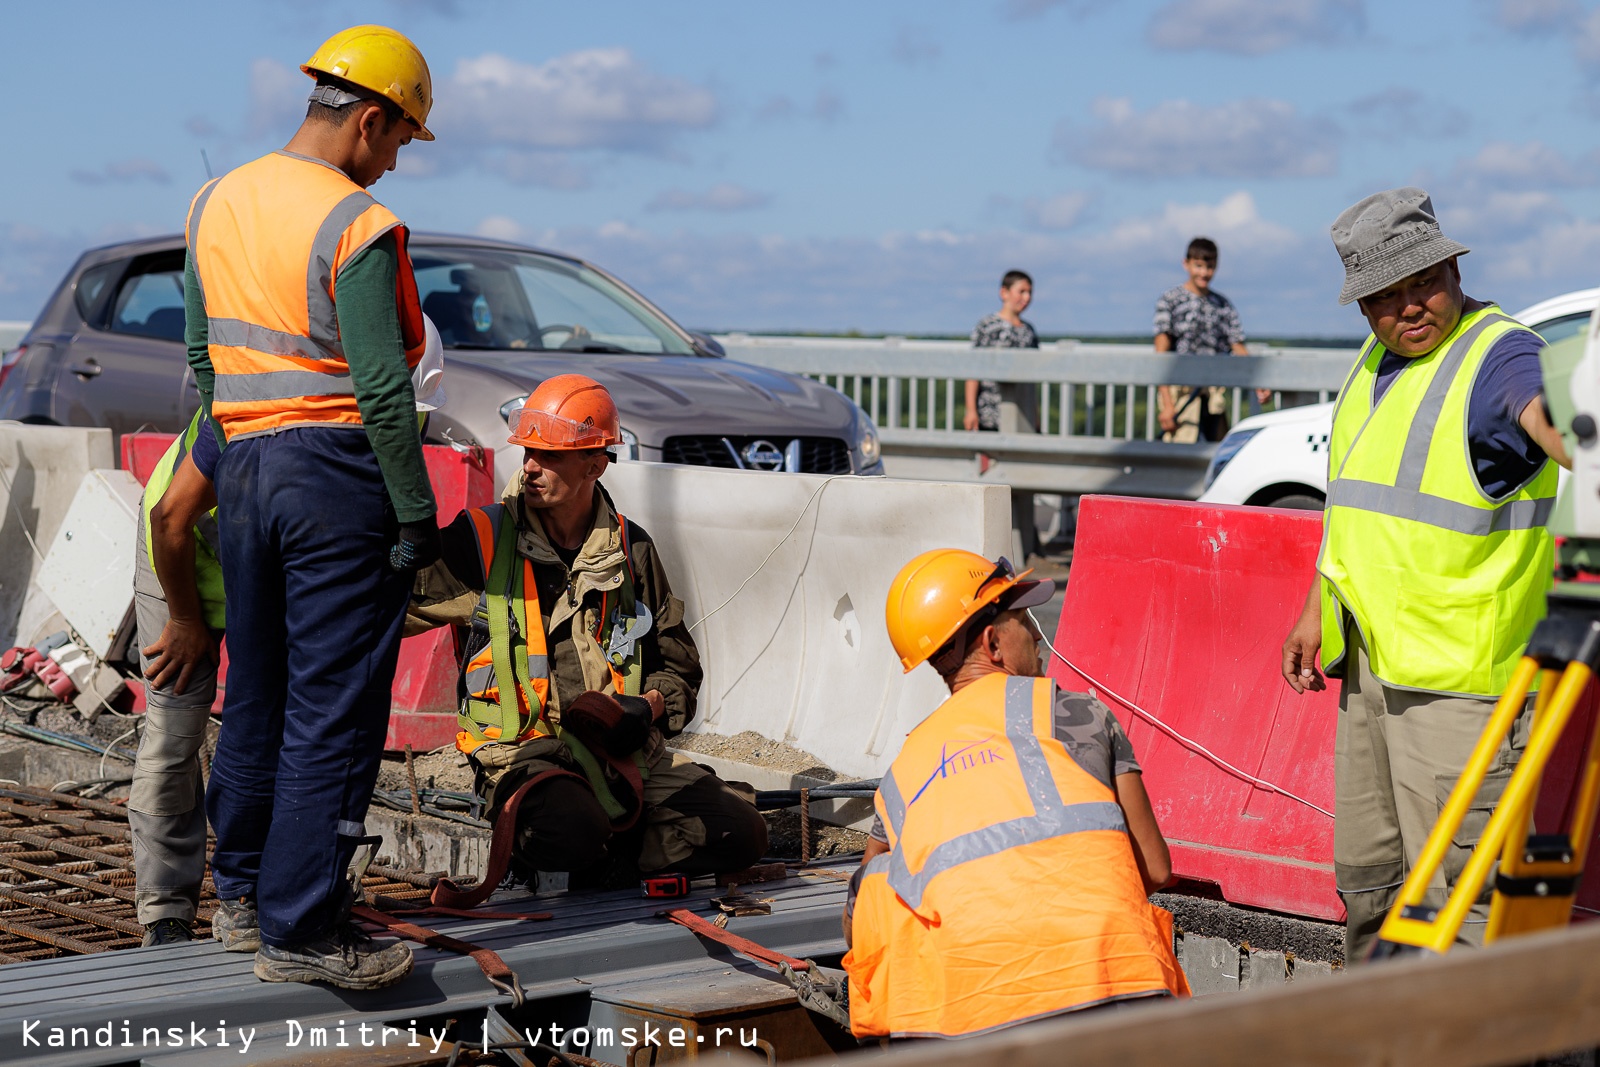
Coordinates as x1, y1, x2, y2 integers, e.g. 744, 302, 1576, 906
885, 549, 1054, 673
302, 25, 435, 141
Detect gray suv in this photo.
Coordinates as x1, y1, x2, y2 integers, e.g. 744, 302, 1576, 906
0, 234, 884, 488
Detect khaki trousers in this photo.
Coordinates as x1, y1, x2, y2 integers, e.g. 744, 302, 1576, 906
130, 524, 219, 926
1334, 627, 1529, 963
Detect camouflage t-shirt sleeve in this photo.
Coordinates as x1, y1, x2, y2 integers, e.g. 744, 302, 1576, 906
1053, 687, 1140, 788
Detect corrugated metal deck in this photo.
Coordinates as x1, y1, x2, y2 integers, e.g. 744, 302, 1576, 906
0, 867, 852, 1065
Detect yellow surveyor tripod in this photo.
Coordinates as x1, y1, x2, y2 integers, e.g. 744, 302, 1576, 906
1372, 593, 1600, 958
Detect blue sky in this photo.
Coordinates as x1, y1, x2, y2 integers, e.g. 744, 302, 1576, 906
6, 0, 1600, 337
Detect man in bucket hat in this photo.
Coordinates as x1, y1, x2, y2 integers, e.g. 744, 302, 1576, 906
1279, 188, 1570, 962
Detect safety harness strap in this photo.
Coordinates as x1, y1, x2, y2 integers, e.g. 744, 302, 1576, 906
351, 904, 529, 1007
660, 907, 810, 970
430, 768, 587, 910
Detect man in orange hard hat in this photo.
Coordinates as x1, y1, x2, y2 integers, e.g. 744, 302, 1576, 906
188, 25, 437, 989
415, 374, 767, 887
843, 550, 1188, 1040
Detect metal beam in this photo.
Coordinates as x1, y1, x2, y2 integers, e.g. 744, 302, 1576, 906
809, 921, 1600, 1067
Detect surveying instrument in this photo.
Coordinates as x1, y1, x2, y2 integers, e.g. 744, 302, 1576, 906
1372, 314, 1600, 957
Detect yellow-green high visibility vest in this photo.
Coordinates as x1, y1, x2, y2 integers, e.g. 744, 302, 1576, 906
1319, 305, 1555, 698
141, 410, 226, 631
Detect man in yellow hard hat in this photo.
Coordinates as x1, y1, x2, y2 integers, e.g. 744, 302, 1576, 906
186, 26, 438, 990
843, 550, 1187, 1040
411, 374, 767, 889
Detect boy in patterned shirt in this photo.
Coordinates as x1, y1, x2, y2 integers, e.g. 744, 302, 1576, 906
965, 270, 1037, 431
1153, 238, 1266, 442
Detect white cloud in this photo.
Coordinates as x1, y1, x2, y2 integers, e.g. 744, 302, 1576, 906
430, 49, 717, 153
647, 184, 771, 212
890, 25, 941, 65
1346, 87, 1469, 139
1023, 191, 1095, 230
1057, 97, 1340, 178
494, 191, 1340, 335
473, 215, 527, 242
1489, 0, 1582, 33
247, 58, 305, 140
1576, 8, 1600, 73
70, 158, 171, 186
812, 90, 845, 122
1002, 0, 1115, 19
1450, 140, 1600, 190
1147, 0, 1363, 54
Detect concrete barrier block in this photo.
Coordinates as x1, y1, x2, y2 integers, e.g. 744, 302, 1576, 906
0, 425, 114, 649
1241, 948, 1288, 989
1180, 934, 1240, 996
602, 463, 1011, 780
34, 469, 142, 659
1290, 957, 1335, 982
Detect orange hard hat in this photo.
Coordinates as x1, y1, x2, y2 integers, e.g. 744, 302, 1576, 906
507, 374, 621, 450
885, 549, 1055, 673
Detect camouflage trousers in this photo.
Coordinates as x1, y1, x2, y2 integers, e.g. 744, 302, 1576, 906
472, 734, 768, 877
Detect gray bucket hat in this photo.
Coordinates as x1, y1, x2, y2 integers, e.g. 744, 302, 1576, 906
1330, 187, 1469, 306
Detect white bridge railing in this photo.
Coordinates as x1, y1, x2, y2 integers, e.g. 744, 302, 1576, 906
719, 335, 1357, 498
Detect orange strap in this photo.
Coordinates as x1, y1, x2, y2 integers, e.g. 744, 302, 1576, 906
351, 904, 528, 1004
661, 907, 810, 972
430, 768, 588, 910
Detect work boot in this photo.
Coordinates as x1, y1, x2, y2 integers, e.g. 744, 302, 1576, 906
253, 923, 413, 991
211, 897, 261, 953
141, 918, 192, 947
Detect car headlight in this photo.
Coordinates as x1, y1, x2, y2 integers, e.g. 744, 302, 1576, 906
499, 394, 528, 425
615, 427, 639, 461
856, 407, 881, 467
1203, 428, 1260, 491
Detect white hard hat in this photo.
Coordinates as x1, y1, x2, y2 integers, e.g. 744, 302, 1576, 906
412, 314, 447, 412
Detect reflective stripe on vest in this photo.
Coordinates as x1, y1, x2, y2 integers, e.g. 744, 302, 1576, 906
457, 504, 553, 750
843, 673, 1186, 1039
1318, 305, 1557, 697
186, 151, 426, 440
455, 502, 650, 822
140, 409, 226, 631
876, 675, 1125, 911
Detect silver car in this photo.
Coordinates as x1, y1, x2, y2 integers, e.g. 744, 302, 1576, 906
0, 233, 884, 489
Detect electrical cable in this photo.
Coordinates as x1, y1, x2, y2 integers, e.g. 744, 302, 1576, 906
1028, 608, 1335, 820
687, 476, 849, 635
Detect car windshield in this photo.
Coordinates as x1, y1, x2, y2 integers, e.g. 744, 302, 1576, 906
412, 246, 695, 356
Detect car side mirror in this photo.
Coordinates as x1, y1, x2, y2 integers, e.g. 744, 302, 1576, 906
688, 331, 725, 358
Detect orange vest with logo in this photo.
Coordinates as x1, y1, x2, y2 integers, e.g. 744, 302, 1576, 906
185, 150, 426, 440
844, 673, 1188, 1039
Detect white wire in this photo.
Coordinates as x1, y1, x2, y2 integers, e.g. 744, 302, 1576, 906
98, 721, 140, 781
687, 476, 848, 635
1029, 609, 1336, 820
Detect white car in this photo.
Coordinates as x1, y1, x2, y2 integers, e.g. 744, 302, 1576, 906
1198, 289, 1598, 508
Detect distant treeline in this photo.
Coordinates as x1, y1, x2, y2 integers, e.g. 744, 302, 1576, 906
721, 330, 1366, 349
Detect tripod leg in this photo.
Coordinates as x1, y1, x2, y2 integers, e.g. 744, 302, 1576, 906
1488, 666, 1600, 941
1371, 656, 1540, 957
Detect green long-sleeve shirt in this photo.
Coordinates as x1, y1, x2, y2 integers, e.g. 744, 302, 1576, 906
183, 231, 437, 523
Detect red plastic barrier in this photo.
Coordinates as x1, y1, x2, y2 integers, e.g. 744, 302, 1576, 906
1050, 496, 1343, 920
120, 433, 494, 752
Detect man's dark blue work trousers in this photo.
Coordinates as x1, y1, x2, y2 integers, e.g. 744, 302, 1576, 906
206, 426, 408, 948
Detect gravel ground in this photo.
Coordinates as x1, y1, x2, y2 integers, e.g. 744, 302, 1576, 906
375, 743, 476, 794
669, 730, 845, 781
764, 809, 869, 860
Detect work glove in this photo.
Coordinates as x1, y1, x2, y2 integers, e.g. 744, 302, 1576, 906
390, 520, 442, 572
603, 694, 658, 756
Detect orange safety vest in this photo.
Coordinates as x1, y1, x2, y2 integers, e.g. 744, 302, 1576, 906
185, 150, 426, 440
844, 673, 1188, 1040
455, 502, 643, 754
